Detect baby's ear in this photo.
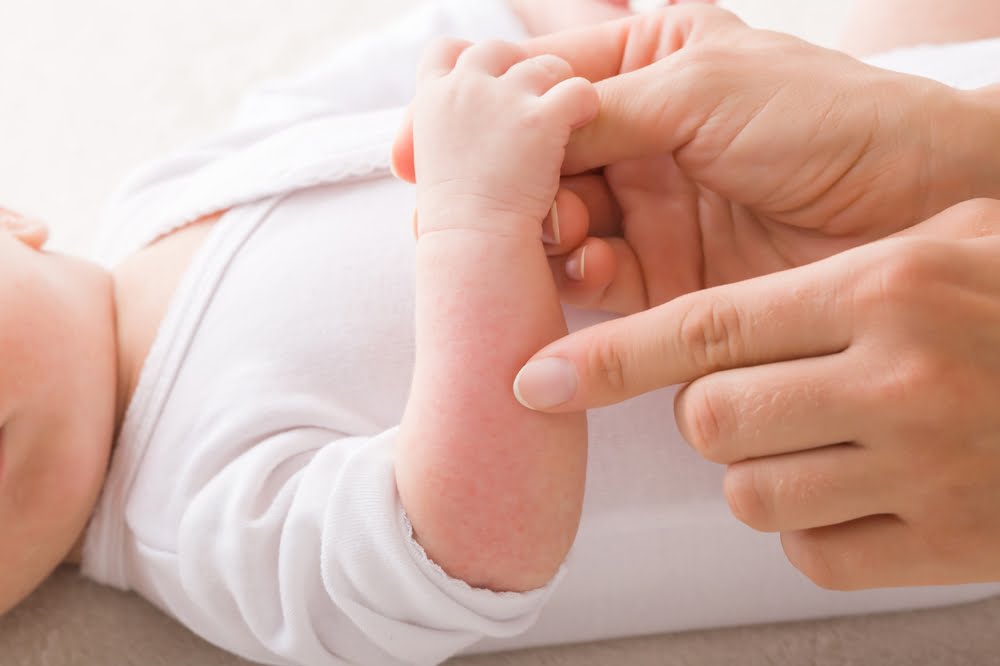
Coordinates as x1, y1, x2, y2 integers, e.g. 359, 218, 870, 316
0, 209, 48, 249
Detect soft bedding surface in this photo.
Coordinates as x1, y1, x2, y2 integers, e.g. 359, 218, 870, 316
2, 1, 997, 664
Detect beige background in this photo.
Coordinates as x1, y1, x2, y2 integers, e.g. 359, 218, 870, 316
0, 0, 850, 252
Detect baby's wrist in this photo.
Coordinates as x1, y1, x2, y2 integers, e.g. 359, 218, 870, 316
415, 202, 544, 243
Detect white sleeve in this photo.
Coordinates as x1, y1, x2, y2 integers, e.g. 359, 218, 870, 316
173, 427, 562, 666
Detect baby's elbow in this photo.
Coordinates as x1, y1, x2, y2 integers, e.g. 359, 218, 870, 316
395, 416, 586, 593
417, 517, 571, 593
398, 471, 578, 593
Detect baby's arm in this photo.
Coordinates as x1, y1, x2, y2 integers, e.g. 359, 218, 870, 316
395, 40, 599, 592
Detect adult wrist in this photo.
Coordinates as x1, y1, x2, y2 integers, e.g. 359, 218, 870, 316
960, 85, 1000, 200
924, 82, 1000, 213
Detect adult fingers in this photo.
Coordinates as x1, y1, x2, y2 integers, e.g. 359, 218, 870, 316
519, 4, 734, 83
725, 445, 893, 534
558, 173, 623, 237
394, 5, 741, 184
781, 516, 948, 590
562, 51, 714, 174
514, 257, 855, 412
502, 54, 575, 95
558, 12, 747, 174
674, 353, 864, 464
544, 77, 602, 130
530, 5, 745, 171
543, 189, 591, 255
549, 237, 648, 314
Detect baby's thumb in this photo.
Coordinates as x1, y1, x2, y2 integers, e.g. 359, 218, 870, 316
390, 106, 417, 184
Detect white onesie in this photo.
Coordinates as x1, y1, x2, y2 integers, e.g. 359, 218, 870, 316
80, 2, 1000, 664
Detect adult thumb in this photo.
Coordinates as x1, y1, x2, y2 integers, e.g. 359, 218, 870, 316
561, 6, 744, 175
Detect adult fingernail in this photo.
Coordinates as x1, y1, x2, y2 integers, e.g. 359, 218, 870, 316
541, 202, 561, 246
513, 357, 578, 410
565, 246, 586, 281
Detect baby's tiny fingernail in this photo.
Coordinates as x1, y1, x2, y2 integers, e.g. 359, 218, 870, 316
565, 247, 587, 281
0, 208, 24, 224
513, 357, 578, 410
541, 202, 561, 246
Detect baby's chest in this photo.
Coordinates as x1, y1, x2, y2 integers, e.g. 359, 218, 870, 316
194, 180, 420, 429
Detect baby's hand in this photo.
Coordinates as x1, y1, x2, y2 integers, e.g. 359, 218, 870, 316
411, 40, 599, 239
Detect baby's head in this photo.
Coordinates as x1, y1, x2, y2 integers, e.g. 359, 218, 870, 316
0, 211, 118, 614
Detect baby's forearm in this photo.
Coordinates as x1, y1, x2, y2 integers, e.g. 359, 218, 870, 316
396, 227, 587, 593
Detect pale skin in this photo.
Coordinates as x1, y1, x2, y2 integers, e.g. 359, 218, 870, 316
5, 0, 996, 620
396, 39, 600, 591
0, 208, 220, 615
393, 3, 1000, 589
0, 0, 658, 615
395, 0, 710, 590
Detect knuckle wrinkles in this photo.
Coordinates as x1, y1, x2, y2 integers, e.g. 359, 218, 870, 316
785, 534, 846, 591
588, 338, 629, 396
679, 297, 746, 373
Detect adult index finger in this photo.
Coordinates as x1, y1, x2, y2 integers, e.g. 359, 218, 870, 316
513, 257, 855, 412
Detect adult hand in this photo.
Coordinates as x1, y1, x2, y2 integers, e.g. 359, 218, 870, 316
394, 5, 1000, 312
514, 198, 1000, 589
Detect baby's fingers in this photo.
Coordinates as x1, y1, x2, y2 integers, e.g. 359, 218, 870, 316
418, 38, 473, 82
456, 40, 527, 76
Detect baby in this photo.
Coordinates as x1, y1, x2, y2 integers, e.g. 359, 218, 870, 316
0, 2, 667, 663
2, 1, 998, 665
